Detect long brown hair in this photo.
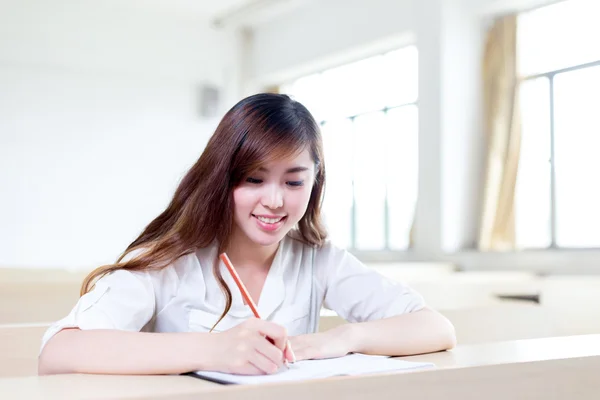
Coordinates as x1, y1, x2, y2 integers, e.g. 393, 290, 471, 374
81, 93, 327, 329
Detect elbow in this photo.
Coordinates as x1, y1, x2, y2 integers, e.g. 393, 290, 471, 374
438, 313, 457, 350
38, 350, 72, 376
423, 307, 457, 351
37, 335, 61, 376
37, 351, 54, 376
37, 333, 74, 376
443, 323, 457, 350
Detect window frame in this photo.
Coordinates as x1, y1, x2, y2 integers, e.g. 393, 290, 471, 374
518, 58, 600, 250
280, 46, 419, 252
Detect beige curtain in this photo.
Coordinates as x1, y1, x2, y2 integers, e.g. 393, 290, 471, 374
264, 85, 281, 94
408, 206, 415, 249
478, 14, 522, 251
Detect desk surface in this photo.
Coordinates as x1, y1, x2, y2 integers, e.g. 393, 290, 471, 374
2, 334, 600, 400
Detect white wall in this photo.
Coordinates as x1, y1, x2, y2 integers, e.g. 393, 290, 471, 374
413, 0, 443, 255
0, 0, 240, 269
439, 1, 486, 251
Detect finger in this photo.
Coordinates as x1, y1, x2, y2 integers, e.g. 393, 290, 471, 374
249, 349, 280, 375
284, 340, 297, 363
254, 320, 288, 351
254, 336, 284, 368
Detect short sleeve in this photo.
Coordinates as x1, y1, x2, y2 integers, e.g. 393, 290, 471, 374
39, 269, 156, 354
315, 242, 426, 323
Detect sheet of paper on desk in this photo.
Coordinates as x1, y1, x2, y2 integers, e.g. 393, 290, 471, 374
191, 353, 435, 385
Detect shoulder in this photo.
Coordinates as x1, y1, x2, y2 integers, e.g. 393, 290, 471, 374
313, 239, 357, 267
103, 247, 202, 295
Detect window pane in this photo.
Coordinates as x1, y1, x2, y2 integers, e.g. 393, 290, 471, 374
515, 77, 552, 248
322, 56, 387, 119
285, 46, 419, 122
281, 45, 418, 250
321, 119, 354, 248
283, 73, 327, 122
385, 106, 418, 250
380, 46, 418, 107
518, 0, 600, 76
554, 65, 600, 247
354, 112, 386, 250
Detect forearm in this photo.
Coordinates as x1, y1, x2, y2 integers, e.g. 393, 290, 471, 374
343, 307, 456, 356
38, 328, 216, 375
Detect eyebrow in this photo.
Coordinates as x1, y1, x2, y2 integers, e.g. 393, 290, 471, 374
258, 166, 310, 174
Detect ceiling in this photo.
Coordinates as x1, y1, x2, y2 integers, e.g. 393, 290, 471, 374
109, 0, 310, 27
125, 0, 254, 20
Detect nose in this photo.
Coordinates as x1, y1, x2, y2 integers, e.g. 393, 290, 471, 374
261, 183, 283, 209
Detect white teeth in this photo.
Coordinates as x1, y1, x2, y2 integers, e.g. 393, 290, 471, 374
256, 216, 283, 224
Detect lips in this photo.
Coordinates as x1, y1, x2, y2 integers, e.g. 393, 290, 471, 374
252, 214, 287, 232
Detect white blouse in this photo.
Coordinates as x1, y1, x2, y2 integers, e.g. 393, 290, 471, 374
40, 235, 426, 352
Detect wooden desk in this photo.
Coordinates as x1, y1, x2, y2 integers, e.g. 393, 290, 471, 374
2, 335, 600, 399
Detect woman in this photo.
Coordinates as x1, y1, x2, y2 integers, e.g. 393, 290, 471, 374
38, 93, 456, 376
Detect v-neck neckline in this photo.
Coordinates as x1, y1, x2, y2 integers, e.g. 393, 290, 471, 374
218, 237, 287, 320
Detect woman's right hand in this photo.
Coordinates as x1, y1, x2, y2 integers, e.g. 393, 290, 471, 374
203, 318, 293, 375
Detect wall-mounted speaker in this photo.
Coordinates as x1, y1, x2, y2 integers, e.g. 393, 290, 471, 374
198, 84, 220, 119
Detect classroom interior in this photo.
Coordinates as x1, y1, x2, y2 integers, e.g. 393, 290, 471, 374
2, 0, 600, 398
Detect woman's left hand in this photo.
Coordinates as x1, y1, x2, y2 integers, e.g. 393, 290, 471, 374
288, 326, 356, 361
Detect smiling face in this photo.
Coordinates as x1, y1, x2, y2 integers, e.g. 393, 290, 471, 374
231, 149, 315, 248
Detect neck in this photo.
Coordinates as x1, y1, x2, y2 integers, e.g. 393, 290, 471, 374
225, 228, 280, 270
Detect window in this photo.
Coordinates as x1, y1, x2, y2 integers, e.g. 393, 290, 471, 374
515, 0, 600, 249
280, 46, 418, 251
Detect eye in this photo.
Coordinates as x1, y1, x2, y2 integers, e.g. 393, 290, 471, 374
286, 181, 304, 187
246, 177, 263, 184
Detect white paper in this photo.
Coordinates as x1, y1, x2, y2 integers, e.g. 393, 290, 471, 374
192, 353, 435, 385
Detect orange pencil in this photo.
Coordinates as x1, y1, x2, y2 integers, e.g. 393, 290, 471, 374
219, 252, 294, 367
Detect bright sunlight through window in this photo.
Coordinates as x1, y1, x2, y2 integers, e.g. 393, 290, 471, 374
516, 0, 600, 249
281, 46, 418, 251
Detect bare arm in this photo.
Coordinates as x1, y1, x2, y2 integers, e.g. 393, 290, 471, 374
38, 328, 217, 375
313, 245, 455, 358
347, 307, 457, 356
38, 318, 293, 376
291, 307, 456, 360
